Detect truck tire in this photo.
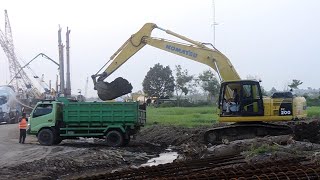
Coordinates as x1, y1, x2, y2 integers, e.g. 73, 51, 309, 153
105, 130, 123, 147
38, 129, 54, 146
52, 129, 63, 145
53, 137, 63, 145
123, 136, 131, 146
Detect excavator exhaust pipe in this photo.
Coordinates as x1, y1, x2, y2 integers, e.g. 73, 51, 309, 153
93, 77, 133, 101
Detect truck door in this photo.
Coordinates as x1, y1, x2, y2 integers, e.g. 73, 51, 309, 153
30, 103, 55, 131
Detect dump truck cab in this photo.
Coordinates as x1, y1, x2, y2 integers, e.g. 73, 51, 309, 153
28, 100, 62, 135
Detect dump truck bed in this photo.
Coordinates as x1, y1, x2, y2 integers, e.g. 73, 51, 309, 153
57, 98, 146, 138
62, 101, 145, 125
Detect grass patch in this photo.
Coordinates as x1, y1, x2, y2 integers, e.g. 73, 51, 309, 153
307, 106, 320, 118
146, 106, 320, 127
146, 106, 218, 127
245, 144, 280, 157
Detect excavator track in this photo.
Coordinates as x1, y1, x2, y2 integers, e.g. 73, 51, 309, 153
204, 122, 293, 145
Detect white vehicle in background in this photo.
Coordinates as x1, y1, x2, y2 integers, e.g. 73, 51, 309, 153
0, 85, 21, 124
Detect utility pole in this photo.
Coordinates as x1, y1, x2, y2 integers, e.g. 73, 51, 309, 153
49, 80, 51, 91
65, 27, 71, 97
56, 74, 59, 94
84, 76, 89, 98
58, 26, 65, 95
212, 0, 218, 46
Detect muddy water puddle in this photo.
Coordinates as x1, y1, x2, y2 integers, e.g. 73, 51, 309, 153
141, 151, 178, 166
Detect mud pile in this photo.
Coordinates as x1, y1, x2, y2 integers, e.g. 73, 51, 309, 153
292, 119, 320, 143
0, 146, 155, 179
2, 121, 320, 180
73, 122, 320, 179
134, 125, 209, 146
76, 155, 320, 180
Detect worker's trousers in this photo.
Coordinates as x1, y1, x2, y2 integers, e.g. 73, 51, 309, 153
19, 129, 26, 144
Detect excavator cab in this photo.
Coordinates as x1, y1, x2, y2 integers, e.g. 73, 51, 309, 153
218, 80, 264, 117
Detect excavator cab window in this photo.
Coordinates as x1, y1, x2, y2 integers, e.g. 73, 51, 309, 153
219, 81, 264, 117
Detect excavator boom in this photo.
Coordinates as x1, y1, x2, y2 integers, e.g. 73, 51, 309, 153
92, 23, 240, 100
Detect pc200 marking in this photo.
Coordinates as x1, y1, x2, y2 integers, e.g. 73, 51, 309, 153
280, 108, 291, 115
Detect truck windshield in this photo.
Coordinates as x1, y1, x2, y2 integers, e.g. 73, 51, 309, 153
0, 96, 8, 105
33, 104, 53, 118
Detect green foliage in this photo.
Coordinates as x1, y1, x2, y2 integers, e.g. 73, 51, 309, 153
307, 106, 320, 118
260, 86, 268, 96
197, 70, 220, 100
145, 104, 320, 127
143, 63, 175, 98
306, 98, 320, 107
270, 87, 277, 95
156, 99, 214, 108
146, 106, 218, 127
174, 65, 194, 96
246, 144, 279, 157
288, 79, 303, 89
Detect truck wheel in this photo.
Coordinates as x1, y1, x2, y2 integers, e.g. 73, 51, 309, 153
53, 137, 63, 145
123, 136, 131, 146
38, 129, 54, 146
105, 130, 123, 147
52, 129, 62, 145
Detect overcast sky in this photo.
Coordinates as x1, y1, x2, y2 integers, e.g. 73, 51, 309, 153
0, 0, 319, 97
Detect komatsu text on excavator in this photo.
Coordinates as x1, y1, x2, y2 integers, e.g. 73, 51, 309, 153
92, 23, 307, 144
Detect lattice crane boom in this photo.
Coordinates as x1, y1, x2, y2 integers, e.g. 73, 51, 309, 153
0, 10, 41, 98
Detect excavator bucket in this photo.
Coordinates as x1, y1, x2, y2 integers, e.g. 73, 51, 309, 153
95, 77, 133, 101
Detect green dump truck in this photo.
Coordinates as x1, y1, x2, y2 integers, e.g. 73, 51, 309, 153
28, 97, 146, 147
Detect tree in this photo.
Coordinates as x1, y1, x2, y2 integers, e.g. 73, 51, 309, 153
288, 79, 303, 89
197, 70, 220, 102
174, 65, 194, 105
269, 87, 277, 96
260, 86, 267, 96
270, 87, 277, 94
142, 63, 175, 99
246, 74, 267, 95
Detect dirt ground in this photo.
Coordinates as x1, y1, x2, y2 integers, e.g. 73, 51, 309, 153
0, 124, 167, 179
0, 120, 320, 180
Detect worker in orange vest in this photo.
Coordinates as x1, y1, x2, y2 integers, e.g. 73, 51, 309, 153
19, 113, 28, 144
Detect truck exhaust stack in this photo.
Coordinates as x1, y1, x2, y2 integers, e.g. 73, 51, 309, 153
94, 77, 133, 100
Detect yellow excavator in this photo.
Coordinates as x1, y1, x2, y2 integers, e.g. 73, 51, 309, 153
92, 23, 307, 144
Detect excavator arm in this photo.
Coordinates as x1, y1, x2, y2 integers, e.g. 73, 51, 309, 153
92, 23, 240, 100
